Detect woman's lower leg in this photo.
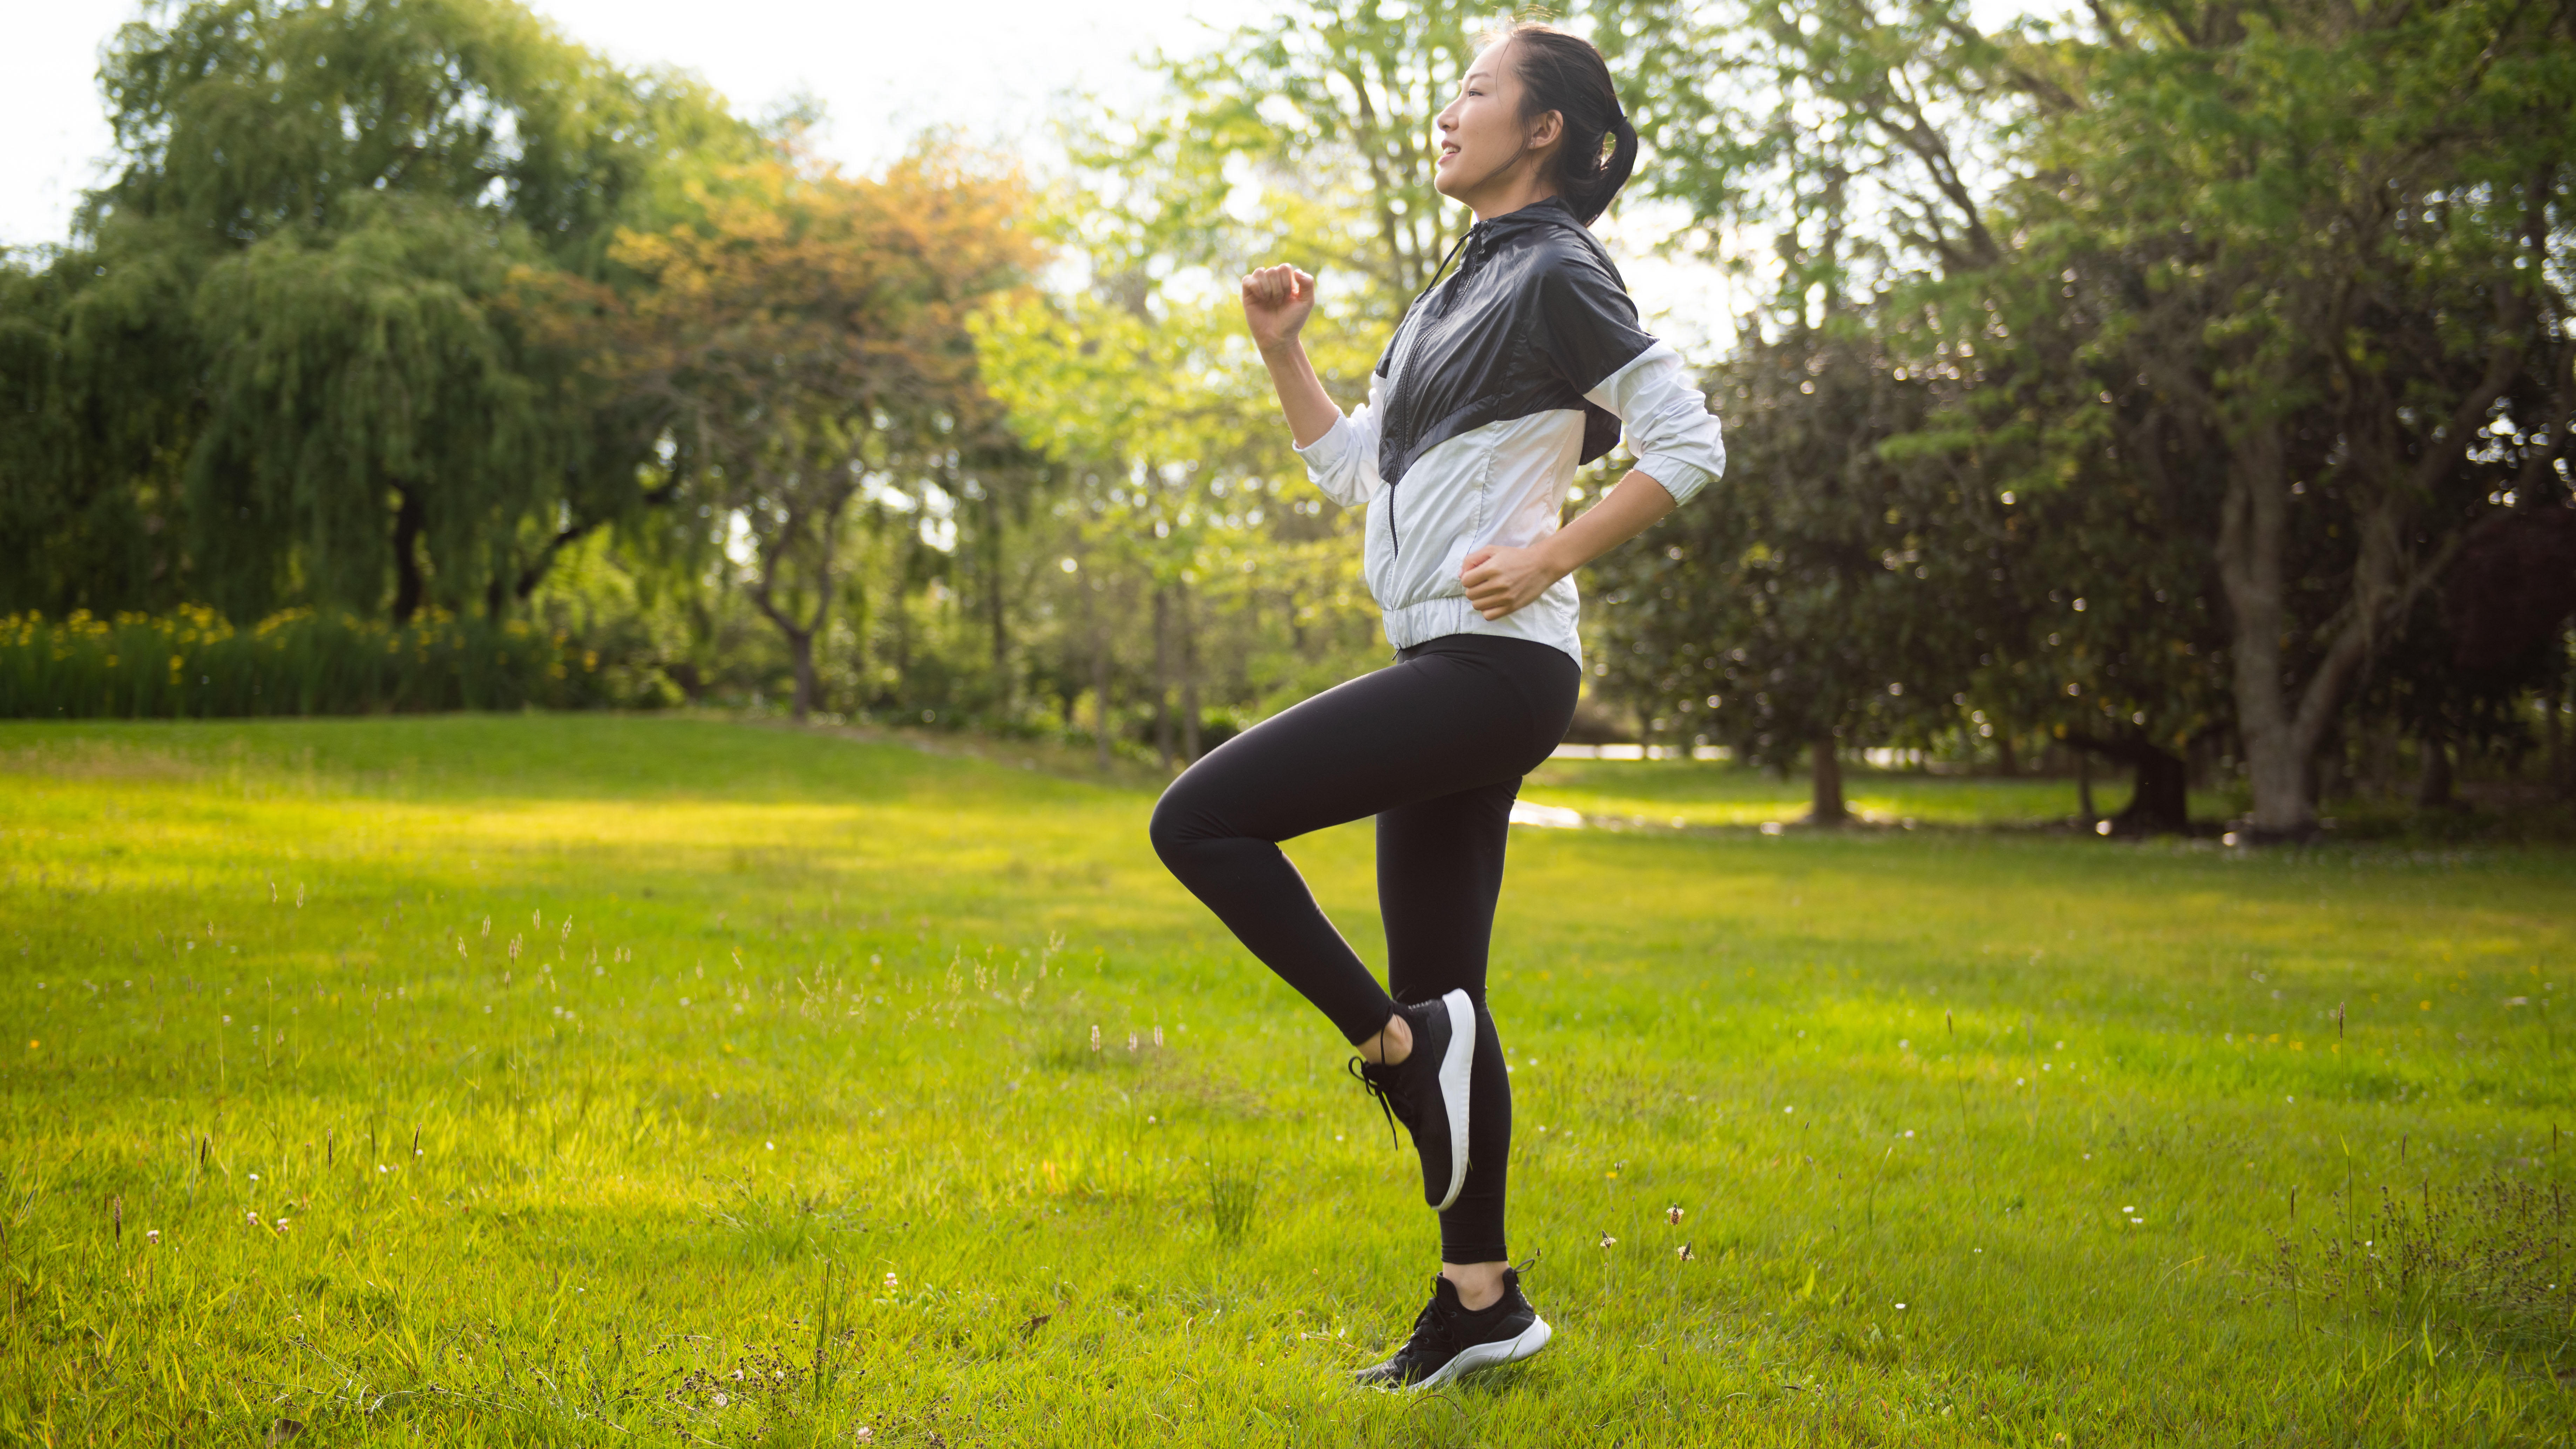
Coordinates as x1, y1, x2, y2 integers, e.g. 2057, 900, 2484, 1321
1355, 1012, 1414, 1065
1440, 1260, 1509, 1311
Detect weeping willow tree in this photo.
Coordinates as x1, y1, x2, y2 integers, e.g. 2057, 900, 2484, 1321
0, 0, 755, 621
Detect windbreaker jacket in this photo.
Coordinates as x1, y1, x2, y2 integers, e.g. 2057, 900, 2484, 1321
1297, 195, 1726, 664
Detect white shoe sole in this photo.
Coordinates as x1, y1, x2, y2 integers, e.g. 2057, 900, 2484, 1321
1407, 1313, 1552, 1391
1431, 988, 1474, 1212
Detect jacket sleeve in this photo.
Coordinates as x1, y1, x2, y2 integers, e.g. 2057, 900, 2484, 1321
1293, 369, 1385, 508
1532, 255, 1658, 395
1582, 341, 1726, 506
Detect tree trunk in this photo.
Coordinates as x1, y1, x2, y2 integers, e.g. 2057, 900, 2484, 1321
1806, 736, 1847, 825
2075, 749, 2096, 825
1178, 581, 1201, 763
1152, 584, 1174, 772
2113, 747, 2191, 835
389, 485, 427, 624
2369, 724, 2402, 799
1092, 615, 1113, 774
984, 489, 1010, 718
890, 552, 911, 712
787, 627, 817, 721
2069, 732, 2192, 834
2549, 695, 2569, 799
2214, 419, 2319, 839
1994, 726, 2018, 778
2314, 727, 2347, 805
2414, 729, 2455, 811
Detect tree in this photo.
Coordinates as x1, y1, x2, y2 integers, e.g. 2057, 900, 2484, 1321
1602, 0, 2576, 838
1955, 0, 2575, 837
1590, 0, 2022, 812
1592, 325, 1970, 822
0, 0, 752, 621
595, 149, 1038, 718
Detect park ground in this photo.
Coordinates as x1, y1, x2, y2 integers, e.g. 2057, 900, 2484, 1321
3, 715, 2571, 1446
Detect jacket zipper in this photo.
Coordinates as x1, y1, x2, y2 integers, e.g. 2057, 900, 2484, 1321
1381, 226, 1482, 563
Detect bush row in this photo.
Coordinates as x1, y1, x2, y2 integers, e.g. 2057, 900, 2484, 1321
0, 607, 655, 718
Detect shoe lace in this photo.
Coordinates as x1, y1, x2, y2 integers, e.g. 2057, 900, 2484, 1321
1346, 1055, 1403, 1149
1394, 1294, 1462, 1372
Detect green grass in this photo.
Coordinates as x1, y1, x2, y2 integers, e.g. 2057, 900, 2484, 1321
1521, 755, 2238, 828
5, 716, 2572, 1447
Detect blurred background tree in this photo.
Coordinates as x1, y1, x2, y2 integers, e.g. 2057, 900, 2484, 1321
3, 0, 2569, 828
0, 0, 757, 622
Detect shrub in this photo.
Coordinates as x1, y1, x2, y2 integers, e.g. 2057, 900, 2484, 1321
0, 606, 655, 718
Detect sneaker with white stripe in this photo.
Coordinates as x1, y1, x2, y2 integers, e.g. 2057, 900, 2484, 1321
1352, 1269, 1552, 1391
1348, 988, 1475, 1210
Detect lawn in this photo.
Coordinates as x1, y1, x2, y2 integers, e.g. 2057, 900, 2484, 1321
4, 716, 2571, 1447
1519, 755, 2241, 829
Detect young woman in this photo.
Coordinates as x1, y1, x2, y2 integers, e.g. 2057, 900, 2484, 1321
1149, 22, 1724, 1390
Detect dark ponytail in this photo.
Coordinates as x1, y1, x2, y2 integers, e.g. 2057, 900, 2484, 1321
1496, 23, 1637, 226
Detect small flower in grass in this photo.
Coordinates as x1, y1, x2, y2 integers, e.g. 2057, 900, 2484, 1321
1676, 1243, 1695, 1262
711, 1391, 728, 1408
1667, 1205, 1684, 1225
856, 1429, 874, 1444
246, 1210, 262, 1226
884, 1271, 899, 1289
1090, 1024, 1101, 1051
145, 1229, 160, 1245
1598, 1232, 1616, 1250
274, 1217, 291, 1233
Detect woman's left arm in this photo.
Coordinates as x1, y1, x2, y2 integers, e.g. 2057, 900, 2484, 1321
1461, 345, 1725, 620
1460, 470, 1674, 621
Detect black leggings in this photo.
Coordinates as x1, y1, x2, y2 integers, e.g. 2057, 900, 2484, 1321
1148, 632, 1579, 1265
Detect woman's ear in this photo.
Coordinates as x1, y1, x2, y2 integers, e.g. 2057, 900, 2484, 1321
1526, 108, 1565, 156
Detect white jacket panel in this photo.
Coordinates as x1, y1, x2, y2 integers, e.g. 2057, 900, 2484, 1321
1296, 339, 1725, 665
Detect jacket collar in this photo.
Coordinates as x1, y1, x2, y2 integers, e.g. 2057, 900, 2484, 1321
1439, 194, 1584, 291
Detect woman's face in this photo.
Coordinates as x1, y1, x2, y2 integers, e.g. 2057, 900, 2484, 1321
1433, 40, 1557, 204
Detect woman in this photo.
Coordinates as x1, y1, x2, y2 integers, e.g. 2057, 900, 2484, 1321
1149, 21, 1724, 1391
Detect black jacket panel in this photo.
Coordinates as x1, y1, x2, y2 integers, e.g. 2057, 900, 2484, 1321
1372, 197, 1655, 488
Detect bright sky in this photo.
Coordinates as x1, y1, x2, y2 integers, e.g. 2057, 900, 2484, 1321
0, 0, 1770, 351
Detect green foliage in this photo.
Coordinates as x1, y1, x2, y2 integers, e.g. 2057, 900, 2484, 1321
1144, 0, 1484, 298
0, 607, 645, 718
1592, 326, 1965, 772
0, 0, 756, 622
1599, 0, 2576, 829
4, 716, 2573, 1443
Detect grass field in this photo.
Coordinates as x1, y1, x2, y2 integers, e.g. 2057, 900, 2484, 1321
5, 716, 2572, 1447
1518, 755, 2239, 830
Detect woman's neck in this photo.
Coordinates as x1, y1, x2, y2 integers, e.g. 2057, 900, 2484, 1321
1457, 163, 1561, 224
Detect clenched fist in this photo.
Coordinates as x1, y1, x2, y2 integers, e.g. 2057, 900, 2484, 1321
1241, 264, 1317, 354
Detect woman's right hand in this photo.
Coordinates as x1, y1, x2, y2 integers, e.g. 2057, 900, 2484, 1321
1241, 263, 1316, 354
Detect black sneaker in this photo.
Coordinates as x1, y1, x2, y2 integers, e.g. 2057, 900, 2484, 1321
1348, 988, 1475, 1210
1352, 1270, 1552, 1391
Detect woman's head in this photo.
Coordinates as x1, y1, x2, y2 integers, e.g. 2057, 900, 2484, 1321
1432, 23, 1637, 225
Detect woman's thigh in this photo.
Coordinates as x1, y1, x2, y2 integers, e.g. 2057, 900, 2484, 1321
1152, 648, 1543, 847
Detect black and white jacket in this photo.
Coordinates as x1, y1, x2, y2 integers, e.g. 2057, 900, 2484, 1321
1297, 195, 1726, 664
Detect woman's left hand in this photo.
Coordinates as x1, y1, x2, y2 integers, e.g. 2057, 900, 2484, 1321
1459, 544, 1562, 621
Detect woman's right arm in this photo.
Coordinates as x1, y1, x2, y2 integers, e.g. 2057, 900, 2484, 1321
1242, 264, 1343, 449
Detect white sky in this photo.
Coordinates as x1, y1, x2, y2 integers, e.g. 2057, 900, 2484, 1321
0, 0, 1779, 353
